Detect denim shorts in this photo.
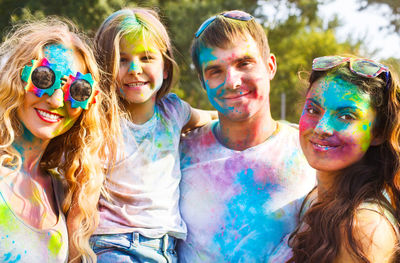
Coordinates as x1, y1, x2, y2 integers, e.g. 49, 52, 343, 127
90, 232, 177, 263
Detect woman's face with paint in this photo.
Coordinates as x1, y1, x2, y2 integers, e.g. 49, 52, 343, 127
299, 74, 379, 174
17, 44, 85, 140
117, 34, 167, 105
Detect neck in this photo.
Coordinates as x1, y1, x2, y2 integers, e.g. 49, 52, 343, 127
12, 126, 50, 177
316, 170, 339, 200
124, 97, 156, 125
216, 109, 276, 151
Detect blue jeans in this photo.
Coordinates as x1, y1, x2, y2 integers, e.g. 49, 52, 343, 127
90, 232, 178, 263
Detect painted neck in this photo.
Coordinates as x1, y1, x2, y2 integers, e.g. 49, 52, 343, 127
12, 126, 50, 176
216, 110, 276, 151
124, 97, 156, 125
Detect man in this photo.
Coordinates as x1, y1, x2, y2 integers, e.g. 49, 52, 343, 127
178, 10, 316, 262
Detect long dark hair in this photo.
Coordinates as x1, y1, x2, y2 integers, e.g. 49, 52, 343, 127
288, 65, 400, 263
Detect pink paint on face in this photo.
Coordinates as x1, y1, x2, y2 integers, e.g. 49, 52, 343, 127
200, 34, 276, 121
299, 75, 378, 174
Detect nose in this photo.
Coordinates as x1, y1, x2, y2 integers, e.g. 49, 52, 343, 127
46, 89, 64, 108
314, 113, 334, 138
128, 60, 142, 75
225, 67, 242, 90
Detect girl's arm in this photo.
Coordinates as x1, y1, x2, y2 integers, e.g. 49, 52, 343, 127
183, 107, 218, 132
335, 209, 397, 263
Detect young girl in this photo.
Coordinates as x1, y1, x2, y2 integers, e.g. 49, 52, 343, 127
89, 8, 214, 262
0, 18, 113, 262
285, 56, 400, 262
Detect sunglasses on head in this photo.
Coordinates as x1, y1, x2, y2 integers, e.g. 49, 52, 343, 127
21, 57, 97, 110
312, 56, 391, 90
195, 10, 254, 38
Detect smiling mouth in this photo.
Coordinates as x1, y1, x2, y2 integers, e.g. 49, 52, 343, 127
311, 141, 339, 151
222, 90, 251, 100
124, 82, 148, 89
35, 108, 63, 123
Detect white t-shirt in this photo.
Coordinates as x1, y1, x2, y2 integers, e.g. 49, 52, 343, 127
95, 93, 191, 239
178, 121, 316, 262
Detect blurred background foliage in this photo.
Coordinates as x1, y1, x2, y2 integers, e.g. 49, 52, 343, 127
0, 0, 398, 122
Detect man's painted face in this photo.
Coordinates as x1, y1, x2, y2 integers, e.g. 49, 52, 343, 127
299, 74, 378, 173
199, 35, 275, 122
17, 44, 86, 140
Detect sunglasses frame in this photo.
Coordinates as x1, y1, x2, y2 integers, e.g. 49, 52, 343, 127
195, 10, 254, 38
312, 56, 391, 90
21, 57, 97, 109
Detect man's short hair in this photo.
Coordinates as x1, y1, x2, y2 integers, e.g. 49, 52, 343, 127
191, 11, 270, 76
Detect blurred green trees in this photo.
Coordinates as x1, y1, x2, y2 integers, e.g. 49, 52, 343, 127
0, 0, 395, 122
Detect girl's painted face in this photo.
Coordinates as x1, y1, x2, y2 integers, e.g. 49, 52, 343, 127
117, 34, 167, 104
299, 75, 379, 174
17, 44, 85, 140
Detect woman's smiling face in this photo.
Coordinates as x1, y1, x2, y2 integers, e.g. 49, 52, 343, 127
299, 74, 379, 174
17, 44, 85, 140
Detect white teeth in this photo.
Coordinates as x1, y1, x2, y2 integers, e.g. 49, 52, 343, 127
314, 143, 335, 150
36, 109, 61, 120
126, 82, 146, 87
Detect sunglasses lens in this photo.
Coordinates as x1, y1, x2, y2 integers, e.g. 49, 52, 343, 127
312, 56, 346, 70
69, 79, 92, 102
31, 66, 55, 89
351, 59, 384, 77
223, 10, 253, 21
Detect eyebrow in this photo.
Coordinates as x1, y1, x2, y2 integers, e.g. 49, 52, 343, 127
204, 64, 221, 73
203, 55, 255, 73
307, 98, 360, 111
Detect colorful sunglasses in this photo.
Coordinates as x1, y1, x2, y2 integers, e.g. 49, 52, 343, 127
312, 56, 391, 89
195, 10, 254, 38
21, 57, 98, 109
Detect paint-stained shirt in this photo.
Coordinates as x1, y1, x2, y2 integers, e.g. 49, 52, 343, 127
0, 174, 68, 263
95, 93, 191, 239
178, 120, 316, 262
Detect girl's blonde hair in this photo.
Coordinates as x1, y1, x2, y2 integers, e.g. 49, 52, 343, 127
0, 17, 117, 262
94, 7, 178, 104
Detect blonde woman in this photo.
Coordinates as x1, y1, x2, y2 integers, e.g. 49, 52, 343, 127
0, 18, 118, 262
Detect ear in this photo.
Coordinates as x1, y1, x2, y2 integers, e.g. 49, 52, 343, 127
267, 53, 277, 80
198, 73, 206, 90
163, 69, 168, 79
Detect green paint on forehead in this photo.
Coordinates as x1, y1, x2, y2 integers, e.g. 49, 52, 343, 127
121, 33, 159, 54
319, 74, 371, 108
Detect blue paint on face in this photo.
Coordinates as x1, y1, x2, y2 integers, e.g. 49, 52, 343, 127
199, 46, 235, 114
203, 79, 233, 115
129, 61, 140, 72
43, 44, 75, 77
199, 46, 218, 69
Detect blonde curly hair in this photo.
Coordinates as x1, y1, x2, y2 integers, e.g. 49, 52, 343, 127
0, 17, 120, 262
